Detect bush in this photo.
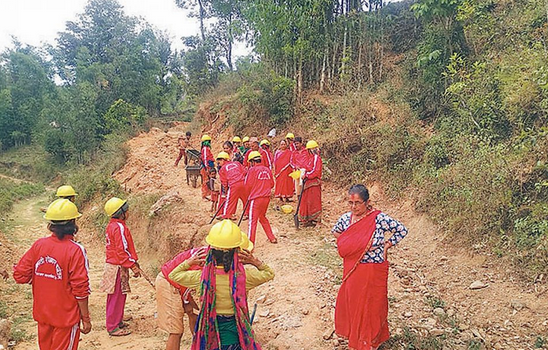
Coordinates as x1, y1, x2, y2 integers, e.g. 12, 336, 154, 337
0, 178, 44, 218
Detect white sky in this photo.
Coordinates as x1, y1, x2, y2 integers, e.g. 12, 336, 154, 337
0, 0, 205, 52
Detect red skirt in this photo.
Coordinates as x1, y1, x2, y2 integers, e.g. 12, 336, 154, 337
335, 261, 389, 350
275, 167, 294, 198
298, 182, 322, 223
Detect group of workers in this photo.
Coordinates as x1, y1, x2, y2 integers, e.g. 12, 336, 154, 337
196, 132, 323, 244
8, 128, 408, 350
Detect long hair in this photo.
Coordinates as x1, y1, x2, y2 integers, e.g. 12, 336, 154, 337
48, 219, 78, 239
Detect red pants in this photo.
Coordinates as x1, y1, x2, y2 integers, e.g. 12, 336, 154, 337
222, 182, 247, 219
248, 197, 276, 244
174, 148, 187, 166
38, 323, 80, 350
106, 269, 127, 332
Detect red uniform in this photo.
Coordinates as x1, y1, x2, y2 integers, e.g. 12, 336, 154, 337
290, 148, 311, 169
13, 234, 90, 350
289, 142, 297, 152
201, 146, 214, 199
274, 149, 294, 198
219, 161, 247, 219
245, 165, 276, 244
161, 247, 203, 295
299, 153, 323, 224
260, 147, 273, 169
105, 218, 138, 268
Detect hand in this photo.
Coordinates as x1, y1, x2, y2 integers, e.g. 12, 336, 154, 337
80, 319, 92, 334
131, 265, 141, 278
187, 248, 207, 267
238, 249, 262, 267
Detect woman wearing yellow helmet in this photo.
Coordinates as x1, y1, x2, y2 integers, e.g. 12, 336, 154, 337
14, 199, 92, 349
169, 220, 274, 350
201, 135, 215, 201
298, 140, 323, 227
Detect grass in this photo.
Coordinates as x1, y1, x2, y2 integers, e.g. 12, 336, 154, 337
0, 178, 45, 219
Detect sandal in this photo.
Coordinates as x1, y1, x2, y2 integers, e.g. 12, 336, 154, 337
118, 321, 130, 329
109, 327, 131, 336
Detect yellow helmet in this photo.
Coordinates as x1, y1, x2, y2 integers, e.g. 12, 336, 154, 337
289, 169, 301, 180
201, 135, 212, 142
232, 136, 242, 143
44, 199, 82, 221
56, 185, 77, 197
216, 151, 230, 160
260, 139, 270, 146
285, 133, 295, 139
104, 197, 127, 217
306, 140, 319, 149
206, 220, 243, 249
239, 232, 254, 251
242, 136, 250, 143
281, 204, 293, 214
247, 150, 262, 161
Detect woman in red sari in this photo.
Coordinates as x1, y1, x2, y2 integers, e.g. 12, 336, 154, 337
273, 140, 294, 205
332, 185, 408, 350
298, 140, 322, 227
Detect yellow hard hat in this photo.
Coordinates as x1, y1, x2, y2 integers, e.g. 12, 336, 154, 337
44, 199, 82, 221
248, 150, 262, 161
239, 232, 254, 251
104, 197, 127, 217
306, 140, 319, 149
260, 139, 270, 146
289, 169, 301, 180
281, 204, 293, 214
216, 151, 230, 160
56, 185, 78, 197
286, 133, 295, 139
232, 136, 242, 143
242, 136, 250, 143
201, 135, 212, 142
206, 219, 243, 249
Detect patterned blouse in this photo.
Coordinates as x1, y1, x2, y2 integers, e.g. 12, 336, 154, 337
332, 212, 408, 263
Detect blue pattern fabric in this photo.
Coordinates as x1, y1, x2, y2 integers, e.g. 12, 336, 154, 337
332, 212, 408, 263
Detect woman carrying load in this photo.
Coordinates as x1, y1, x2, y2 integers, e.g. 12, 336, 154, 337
13, 198, 91, 349
169, 219, 274, 350
332, 184, 408, 350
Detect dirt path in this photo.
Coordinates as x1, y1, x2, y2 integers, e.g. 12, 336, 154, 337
5, 124, 548, 349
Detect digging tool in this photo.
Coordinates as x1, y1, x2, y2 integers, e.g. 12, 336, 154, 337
238, 200, 250, 226
138, 268, 156, 289
294, 178, 306, 229
250, 303, 258, 325
209, 199, 225, 224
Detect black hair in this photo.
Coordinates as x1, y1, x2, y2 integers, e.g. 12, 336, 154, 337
48, 220, 78, 239
294, 136, 303, 143
112, 202, 129, 219
186, 131, 192, 137
209, 167, 217, 174
223, 141, 233, 149
211, 248, 237, 273
348, 184, 370, 202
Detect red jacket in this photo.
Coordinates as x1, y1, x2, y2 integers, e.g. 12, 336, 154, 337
161, 247, 203, 293
290, 148, 311, 169
260, 147, 273, 169
304, 153, 323, 180
244, 149, 268, 168
289, 142, 297, 152
245, 165, 274, 200
105, 218, 138, 268
201, 146, 214, 169
13, 234, 90, 328
219, 161, 246, 188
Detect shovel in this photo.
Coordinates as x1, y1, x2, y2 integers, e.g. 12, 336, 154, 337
294, 178, 306, 229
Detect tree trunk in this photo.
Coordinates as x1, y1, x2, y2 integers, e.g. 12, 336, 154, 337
198, 0, 206, 41
320, 47, 327, 93
226, 15, 233, 70
340, 24, 348, 80
297, 50, 303, 104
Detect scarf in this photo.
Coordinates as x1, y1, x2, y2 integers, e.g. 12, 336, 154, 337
192, 248, 262, 350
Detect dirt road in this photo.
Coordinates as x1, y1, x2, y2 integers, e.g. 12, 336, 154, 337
4, 124, 548, 349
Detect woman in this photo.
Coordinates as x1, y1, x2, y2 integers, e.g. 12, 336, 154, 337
169, 220, 274, 349
298, 140, 322, 227
332, 185, 408, 350
273, 139, 293, 204
13, 198, 91, 349
201, 135, 215, 200
100, 197, 141, 336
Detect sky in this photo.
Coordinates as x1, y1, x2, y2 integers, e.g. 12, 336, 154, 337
0, 0, 203, 52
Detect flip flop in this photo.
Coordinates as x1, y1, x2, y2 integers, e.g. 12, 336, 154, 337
109, 327, 131, 336
118, 321, 130, 329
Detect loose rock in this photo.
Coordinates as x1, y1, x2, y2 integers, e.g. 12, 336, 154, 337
469, 281, 488, 290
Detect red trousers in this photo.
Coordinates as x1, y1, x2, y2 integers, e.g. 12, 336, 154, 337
174, 148, 187, 166
222, 182, 247, 219
201, 168, 210, 199
106, 269, 127, 332
38, 323, 80, 350
248, 197, 276, 244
